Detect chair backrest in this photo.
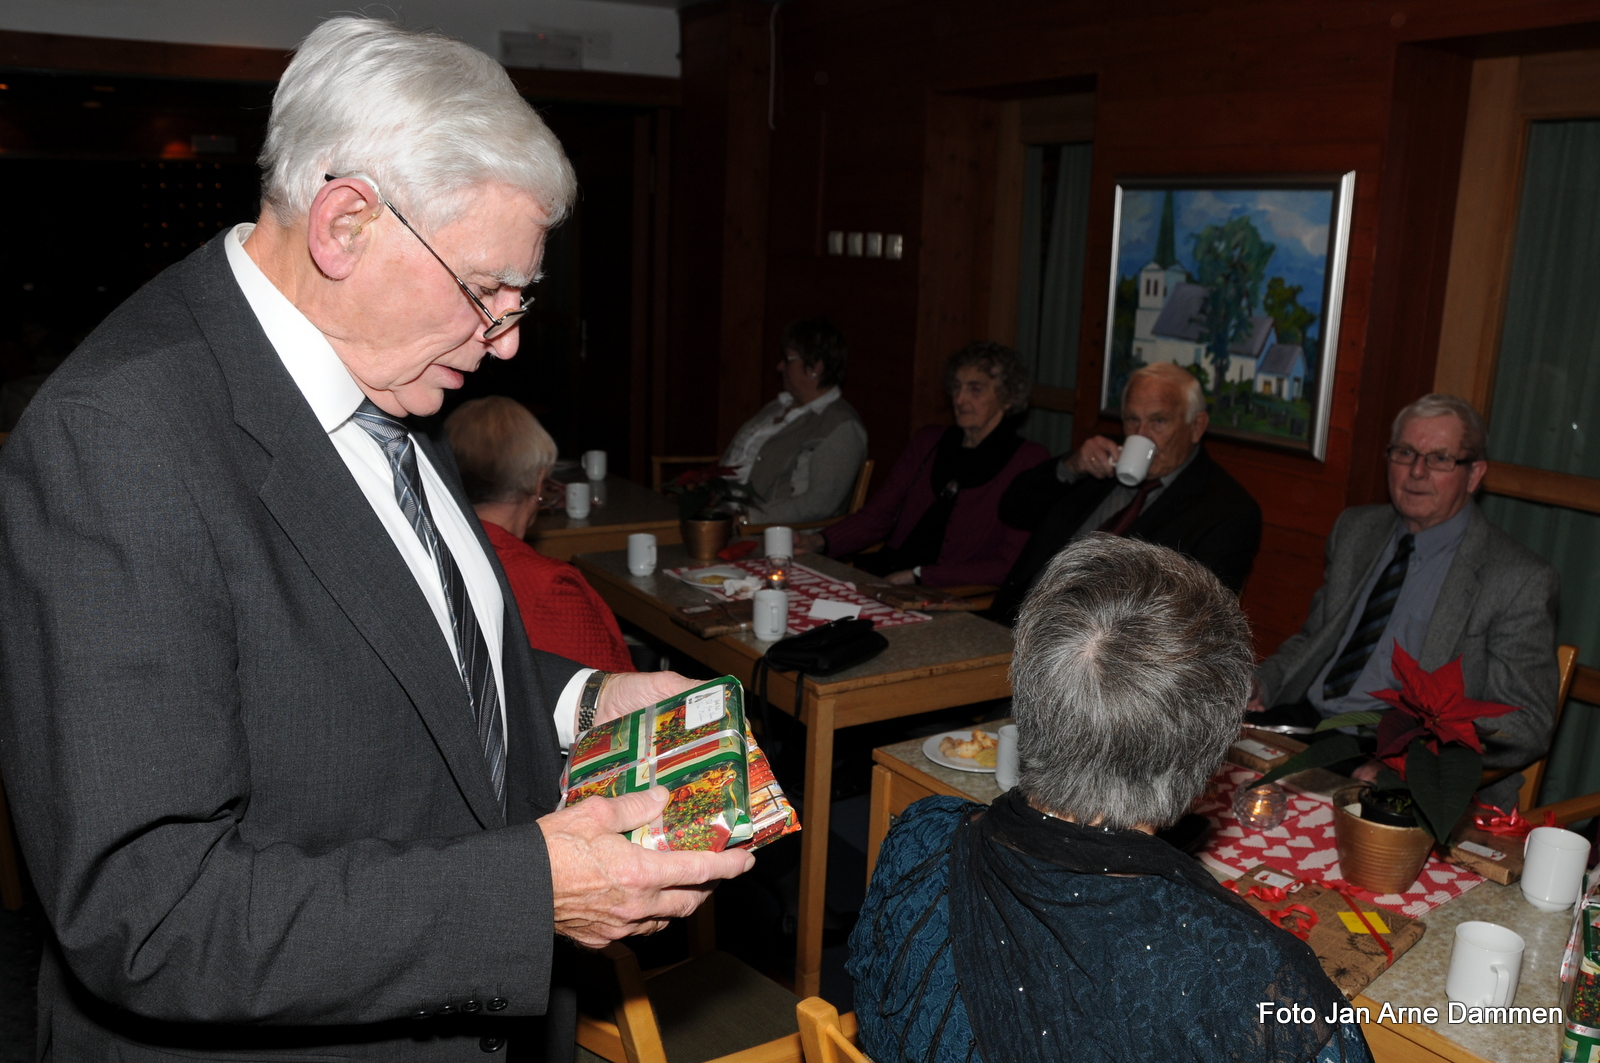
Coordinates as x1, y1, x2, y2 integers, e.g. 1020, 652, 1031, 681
651, 454, 721, 493
1518, 643, 1580, 811
797, 998, 873, 1063
848, 459, 874, 515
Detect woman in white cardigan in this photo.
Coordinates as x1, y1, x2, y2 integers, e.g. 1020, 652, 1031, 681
722, 317, 868, 524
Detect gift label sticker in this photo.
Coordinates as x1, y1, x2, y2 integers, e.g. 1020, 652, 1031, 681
684, 688, 725, 730
1232, 738, 1286, 760
1338, 910, 1391, 935
1456, 839, 1507, 861
1254, 869, 1297, 890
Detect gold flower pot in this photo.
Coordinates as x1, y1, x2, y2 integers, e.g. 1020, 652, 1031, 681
681, 517, 733, 561
1331, 785, 1437, 895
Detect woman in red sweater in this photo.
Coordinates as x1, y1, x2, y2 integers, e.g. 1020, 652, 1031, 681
443, 397, 634, 673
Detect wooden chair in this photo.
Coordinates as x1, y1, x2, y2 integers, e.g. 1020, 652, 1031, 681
1516, 644, 1580, 811
796, 999, 870, 1063
652, 455, 720, 493
576, 904, 812, 1063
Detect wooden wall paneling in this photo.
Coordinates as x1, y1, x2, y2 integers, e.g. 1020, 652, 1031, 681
651, 108, 673, 459
1518, 48, 1600, 116
668, 3, 734, 455
1349, 43, 1475, 507
1016, 93, 1096, 144
714, 0, 776, 448
912, 93, 993, 435
629, 113, 653, 482
1433, 56, 1524, 416
0, 29, 288, 81
979, 101, 1023, 346
1483, 462, 1600, 515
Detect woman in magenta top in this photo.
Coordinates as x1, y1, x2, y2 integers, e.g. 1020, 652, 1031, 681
800, 343, 1048, 588
444, 397, 635, 673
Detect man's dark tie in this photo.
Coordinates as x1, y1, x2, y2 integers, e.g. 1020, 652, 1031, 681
352, 399, 506, 813
1098, 479, 1160, 537
1322, 533, 1415, 701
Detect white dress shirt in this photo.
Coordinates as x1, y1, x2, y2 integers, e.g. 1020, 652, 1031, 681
225, 223, 588, 753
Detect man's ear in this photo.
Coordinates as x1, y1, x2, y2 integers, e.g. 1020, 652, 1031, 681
307, 177, 383, 281
1190, 409, 1210, 441
1466, 459, 1488, 494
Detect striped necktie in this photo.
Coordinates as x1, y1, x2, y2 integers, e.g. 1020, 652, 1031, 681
1322, 533, 1415, 701
352, 399, 506, 813
1098, 479, 1160, 537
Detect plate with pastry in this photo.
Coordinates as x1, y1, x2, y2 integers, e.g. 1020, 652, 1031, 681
922, 728, 999, 773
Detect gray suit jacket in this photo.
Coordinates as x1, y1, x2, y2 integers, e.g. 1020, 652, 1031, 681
0, 235, 581, 1060
1257, 503, 1560, 772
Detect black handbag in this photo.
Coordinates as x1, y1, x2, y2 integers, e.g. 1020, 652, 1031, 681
749, 618, 888, 777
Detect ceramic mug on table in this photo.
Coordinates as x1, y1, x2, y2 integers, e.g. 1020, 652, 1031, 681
627, 533, 657, 577
582, 450, 607, 480
995, 724, 1020, 791
1522, 825, 1590, 912
764, 525, 794, 559
1114, 434, 1157, 486
1445, 921, 1524, 1008
752, 589, 789, 642
565, 481, 591, 520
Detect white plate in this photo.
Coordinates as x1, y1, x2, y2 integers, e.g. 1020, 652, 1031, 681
922, 729, 998, 773
673, 565, 747, 589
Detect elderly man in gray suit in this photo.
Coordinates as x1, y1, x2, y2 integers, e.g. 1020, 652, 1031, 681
0, 18, 750, 1062
1248, 394, 1560, 809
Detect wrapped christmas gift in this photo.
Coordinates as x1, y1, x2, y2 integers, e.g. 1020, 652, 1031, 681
1229, 864, 1426, 998
560, 676, 799, 852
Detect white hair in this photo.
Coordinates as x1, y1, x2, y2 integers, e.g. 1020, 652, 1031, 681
1123, 362, 1206, 423
260, 17, 577, 232
1011, 535, 1254, 829
1392, 393, 1488, 461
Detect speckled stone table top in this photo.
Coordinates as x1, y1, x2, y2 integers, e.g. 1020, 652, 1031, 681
876, 729, 1008, 803
1357, 878, 1571, 1063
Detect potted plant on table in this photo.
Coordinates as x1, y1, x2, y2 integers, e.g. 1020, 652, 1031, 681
1259, 646, 1518, 894
664, 466, 761, 560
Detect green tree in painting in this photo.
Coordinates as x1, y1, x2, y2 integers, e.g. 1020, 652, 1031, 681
1109, 274, 1140, 403
1190, 217, 1274, 389
1263, 277, 1315, 346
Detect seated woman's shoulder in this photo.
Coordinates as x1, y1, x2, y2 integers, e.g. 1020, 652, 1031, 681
874, 796, 980, 873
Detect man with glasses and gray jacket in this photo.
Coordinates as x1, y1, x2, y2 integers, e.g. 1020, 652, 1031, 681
1247, 394, 1560, 810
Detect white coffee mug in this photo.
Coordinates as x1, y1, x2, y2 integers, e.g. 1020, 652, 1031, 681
1114, 434, 1157, 486
752, 589, 789, 642
627, 532, 657, 577
995, 724, 1020, 791
564, 481, 591, 520
1446, 921, 1524, 1008
582, 450, 607, 480
764, 525, 794, 560
1522, 826, 1590, 912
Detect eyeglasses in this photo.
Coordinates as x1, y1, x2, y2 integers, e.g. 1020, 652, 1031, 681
324, 173, 532, 341
1386, 445, 1477, 472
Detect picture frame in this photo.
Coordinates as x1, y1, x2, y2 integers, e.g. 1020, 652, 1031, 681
1100, 172, 1356, 460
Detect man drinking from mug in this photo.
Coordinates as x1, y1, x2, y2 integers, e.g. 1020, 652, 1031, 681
986, 362, 1262, 624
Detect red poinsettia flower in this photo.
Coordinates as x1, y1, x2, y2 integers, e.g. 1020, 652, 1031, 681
1369, 646, 1519, 777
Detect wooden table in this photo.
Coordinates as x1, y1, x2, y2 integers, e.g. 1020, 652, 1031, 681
868, 737, 1569, 1063
574, 545, 1015, 996
528, 474, 682, 561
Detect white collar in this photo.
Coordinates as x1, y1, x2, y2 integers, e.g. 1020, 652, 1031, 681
778, 386, 842, 416
224, 223, 367, 433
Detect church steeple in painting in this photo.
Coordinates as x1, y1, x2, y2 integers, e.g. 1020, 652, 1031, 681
1153, 189, 1178, 268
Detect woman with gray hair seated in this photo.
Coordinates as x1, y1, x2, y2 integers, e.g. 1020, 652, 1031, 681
797, 342, 1048, 586
848, 536, 1371, 1063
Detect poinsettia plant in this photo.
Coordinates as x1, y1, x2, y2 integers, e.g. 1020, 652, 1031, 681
663, 466, 762, 521
1259, 646, 1519, 845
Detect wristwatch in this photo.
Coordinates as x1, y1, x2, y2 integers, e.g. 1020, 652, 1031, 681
577, 671, 612, 734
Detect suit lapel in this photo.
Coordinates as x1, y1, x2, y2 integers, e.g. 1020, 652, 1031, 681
1421, 508, 1487, 669
184, 237, 505, 829
1129, 446, 1212, 533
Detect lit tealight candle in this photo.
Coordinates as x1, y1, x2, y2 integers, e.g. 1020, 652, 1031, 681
1232, 782, 1289, 830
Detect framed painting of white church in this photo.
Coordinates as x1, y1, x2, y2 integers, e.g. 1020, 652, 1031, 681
1100, 172, 1355, 460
